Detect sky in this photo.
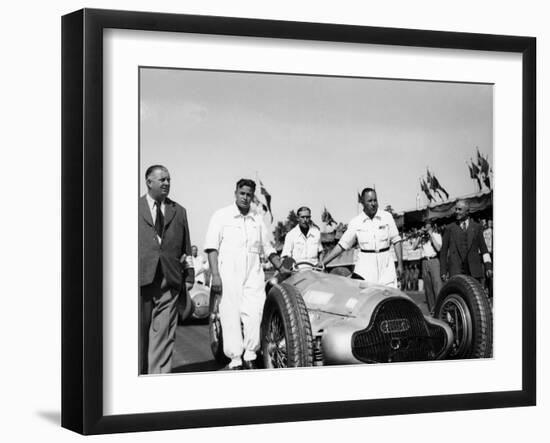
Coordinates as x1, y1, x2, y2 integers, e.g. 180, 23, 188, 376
139, 68, 493, 250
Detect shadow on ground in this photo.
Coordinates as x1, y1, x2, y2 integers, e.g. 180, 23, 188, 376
36, 410, 60, 425
172, 360, 224, 373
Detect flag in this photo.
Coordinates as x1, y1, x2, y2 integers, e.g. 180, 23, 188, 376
468, 161, 476, 179
420, 178, 433, 202
476, 147, 483, 167
470, 159, 482, 191
426, 168, 433, 187
480, 154, 490, 176
471, 159, 480, 176
431, 173, 449, 200
483, 174, 491, 189
254, 176, 273, 223
259, 180, 273, 220
321, 207, 336, 226
426, 168, 443, 200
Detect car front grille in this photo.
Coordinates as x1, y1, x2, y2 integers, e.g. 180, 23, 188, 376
351, 298, 448, 363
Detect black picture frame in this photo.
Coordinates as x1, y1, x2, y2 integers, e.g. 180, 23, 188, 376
61, 8, 536, 435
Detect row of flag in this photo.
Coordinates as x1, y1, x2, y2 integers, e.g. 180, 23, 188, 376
258, 146, 491, 230
420, 168, 449, 203
467, 147, 492, 191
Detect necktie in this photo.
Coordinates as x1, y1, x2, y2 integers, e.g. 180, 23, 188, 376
155, 201, 164, 238
461, 221, 467, 231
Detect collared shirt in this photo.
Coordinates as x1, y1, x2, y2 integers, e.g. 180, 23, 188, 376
339, 209, 401, 252
420, 232, 441, 259
204, 203, 276, 261
145, 193, 165, 243
281, 225, 323, 265
192, 254, 209, 284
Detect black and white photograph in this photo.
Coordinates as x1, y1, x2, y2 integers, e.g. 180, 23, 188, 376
138, 67, 494, 375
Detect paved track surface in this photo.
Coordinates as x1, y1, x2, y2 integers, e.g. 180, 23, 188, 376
172, 319, 223, 373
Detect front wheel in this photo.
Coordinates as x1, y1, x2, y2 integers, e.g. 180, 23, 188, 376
260, 283, 313, 368
435, 274, 493, 359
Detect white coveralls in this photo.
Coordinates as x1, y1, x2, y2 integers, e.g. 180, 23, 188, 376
338, 209, 402, 287
204, 204, 276, 364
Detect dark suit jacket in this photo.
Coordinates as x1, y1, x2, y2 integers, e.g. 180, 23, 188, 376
440, 219, 489, 279
139, 195, 193, 290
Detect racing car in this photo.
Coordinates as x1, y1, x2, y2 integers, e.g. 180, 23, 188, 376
177, 284, 211, 322
209, 261, 493, 368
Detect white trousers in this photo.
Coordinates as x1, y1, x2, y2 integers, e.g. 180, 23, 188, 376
219, 274, 266, 363
355, 250, 398, 287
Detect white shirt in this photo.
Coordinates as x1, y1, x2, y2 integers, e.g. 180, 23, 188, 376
338, 209, 401, 286
420, 232, 441, 258
145, 193, 165, 243
281, 224, 323, 265
339, 209, 401, 252
192, 254, 209, 284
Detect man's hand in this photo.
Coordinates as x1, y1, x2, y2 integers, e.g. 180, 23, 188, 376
396, 262, 404, 281
277, 266, 292, 279
441, 272, 449, 282
211, 274, 223, 294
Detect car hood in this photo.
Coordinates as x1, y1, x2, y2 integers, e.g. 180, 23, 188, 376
284, 270, 410, 318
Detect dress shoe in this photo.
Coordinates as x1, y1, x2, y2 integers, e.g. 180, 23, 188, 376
243, 360, 258, 370
222, 364, 242, 370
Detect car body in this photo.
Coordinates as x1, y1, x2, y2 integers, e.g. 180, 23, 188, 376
210, 263, 493, 368
279, 269, 453, 364
178, 283, 210, 322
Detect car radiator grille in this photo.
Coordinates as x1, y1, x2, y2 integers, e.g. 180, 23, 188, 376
351, 298, 448, 363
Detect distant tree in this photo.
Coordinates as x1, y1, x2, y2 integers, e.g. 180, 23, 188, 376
286, 210, 298, 230
272, 210, 300, 250
272, 221, 287, 250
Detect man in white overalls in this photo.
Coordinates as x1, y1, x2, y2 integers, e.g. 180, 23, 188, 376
204, 179, 285, 370
322, 188, 403, 287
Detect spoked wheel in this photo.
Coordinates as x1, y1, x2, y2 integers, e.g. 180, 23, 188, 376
435, 274, 493, 359
438, 294, 473, 357
261, 282, 313, 368
264, 309, 288, 368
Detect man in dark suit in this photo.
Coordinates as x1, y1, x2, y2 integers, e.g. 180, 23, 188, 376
440, 199, 493, 283
139, 165, 194, 374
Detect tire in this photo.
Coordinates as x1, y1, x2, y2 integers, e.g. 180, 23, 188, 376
260, 282, 314, 368
435, 274, 493, 359
208, 289, 229, 365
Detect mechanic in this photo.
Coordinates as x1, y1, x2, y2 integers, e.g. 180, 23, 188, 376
281, 206, 323, 267
204, 178, 287, 370
191, 245, 209, 285
412, 220, 442, 314
321, 188, 404, 287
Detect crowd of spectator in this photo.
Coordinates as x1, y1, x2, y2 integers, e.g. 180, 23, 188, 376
391, 217, 493, 297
